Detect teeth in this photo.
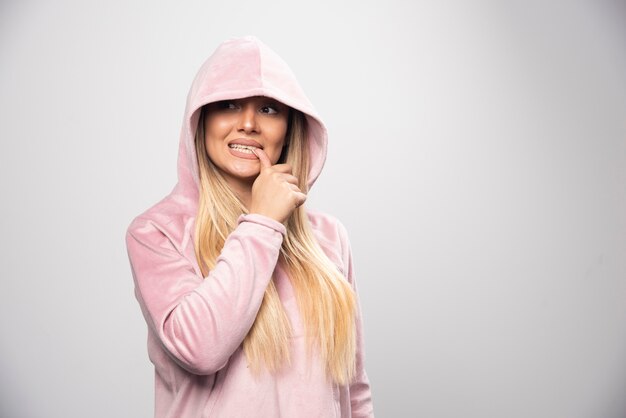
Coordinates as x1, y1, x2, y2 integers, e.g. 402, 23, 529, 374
229, 144, 258, 154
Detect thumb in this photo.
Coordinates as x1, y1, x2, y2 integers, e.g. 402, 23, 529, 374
252, 147, 272, 169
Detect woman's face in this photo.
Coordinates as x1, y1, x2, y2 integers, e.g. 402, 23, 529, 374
203, 95, 290, 190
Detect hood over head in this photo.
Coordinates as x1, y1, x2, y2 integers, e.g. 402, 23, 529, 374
169, 36, 328, 216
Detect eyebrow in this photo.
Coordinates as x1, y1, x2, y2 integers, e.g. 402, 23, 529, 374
261, 98, 284, 108
216, 97, 284, 108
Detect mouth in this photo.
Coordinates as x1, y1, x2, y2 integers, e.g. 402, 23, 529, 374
227, 143, 259, 154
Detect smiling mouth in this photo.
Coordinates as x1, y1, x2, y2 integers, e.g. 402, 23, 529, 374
228, 144, 259, 154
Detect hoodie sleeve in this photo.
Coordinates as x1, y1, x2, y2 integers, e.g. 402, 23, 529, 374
125, 213, 286, 376
335, 220, 375, 418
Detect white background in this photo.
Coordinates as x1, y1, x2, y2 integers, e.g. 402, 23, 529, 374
1, 0, 625, 417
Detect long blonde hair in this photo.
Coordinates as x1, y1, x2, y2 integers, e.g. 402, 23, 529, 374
193, 104, 357, 384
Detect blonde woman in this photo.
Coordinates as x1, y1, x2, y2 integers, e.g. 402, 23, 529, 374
125, 36, 374, 417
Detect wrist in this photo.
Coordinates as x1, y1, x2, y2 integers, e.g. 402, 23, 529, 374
237, 213, 287, 236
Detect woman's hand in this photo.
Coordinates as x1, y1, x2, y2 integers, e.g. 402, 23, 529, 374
249, 148, 307, 224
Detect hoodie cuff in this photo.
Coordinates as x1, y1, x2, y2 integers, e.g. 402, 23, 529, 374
237, 213, 287, 237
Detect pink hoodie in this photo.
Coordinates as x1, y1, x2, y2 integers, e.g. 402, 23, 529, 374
125, 36, 374, 418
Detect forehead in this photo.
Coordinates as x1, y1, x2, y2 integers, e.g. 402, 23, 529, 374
228, 95, 284, 105
203, 96, 289, 113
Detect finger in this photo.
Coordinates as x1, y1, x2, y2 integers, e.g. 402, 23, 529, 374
270, 163, 293, 174
288, 183, 302, 192
252, 148, 272, 169
279, 173, 299, 185
293, 192, 307, 207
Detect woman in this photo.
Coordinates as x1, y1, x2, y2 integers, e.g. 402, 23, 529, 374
125, 36, 374, 418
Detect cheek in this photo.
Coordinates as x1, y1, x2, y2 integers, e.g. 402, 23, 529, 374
204, 116, 232, 139
268, 120, 289, 147
203, 138, 219, 164
204, 118, 232, 154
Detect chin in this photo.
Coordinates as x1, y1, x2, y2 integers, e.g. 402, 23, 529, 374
228, 168, 259, 182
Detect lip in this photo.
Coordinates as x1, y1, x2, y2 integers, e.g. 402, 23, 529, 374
227, 138, 263, 149
228, 147, 259, 160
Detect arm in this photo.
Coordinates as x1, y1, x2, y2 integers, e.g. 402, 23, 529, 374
125, 213, 285, 375
336, 220, 375, 418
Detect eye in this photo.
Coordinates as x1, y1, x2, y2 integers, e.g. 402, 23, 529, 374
215, 100, 239, 110
260, 104, 279, 114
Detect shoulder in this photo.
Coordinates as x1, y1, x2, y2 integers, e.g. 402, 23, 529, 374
125, 193, 195, 256
306, 209, 350, 242
306, 209, 352, 273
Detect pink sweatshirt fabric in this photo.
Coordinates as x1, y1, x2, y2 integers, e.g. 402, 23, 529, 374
125, 36, 374, 418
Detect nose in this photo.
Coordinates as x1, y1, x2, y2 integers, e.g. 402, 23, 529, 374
237, 104, 259, 134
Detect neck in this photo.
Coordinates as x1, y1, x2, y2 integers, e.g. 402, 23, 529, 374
224, 177, 254, 209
